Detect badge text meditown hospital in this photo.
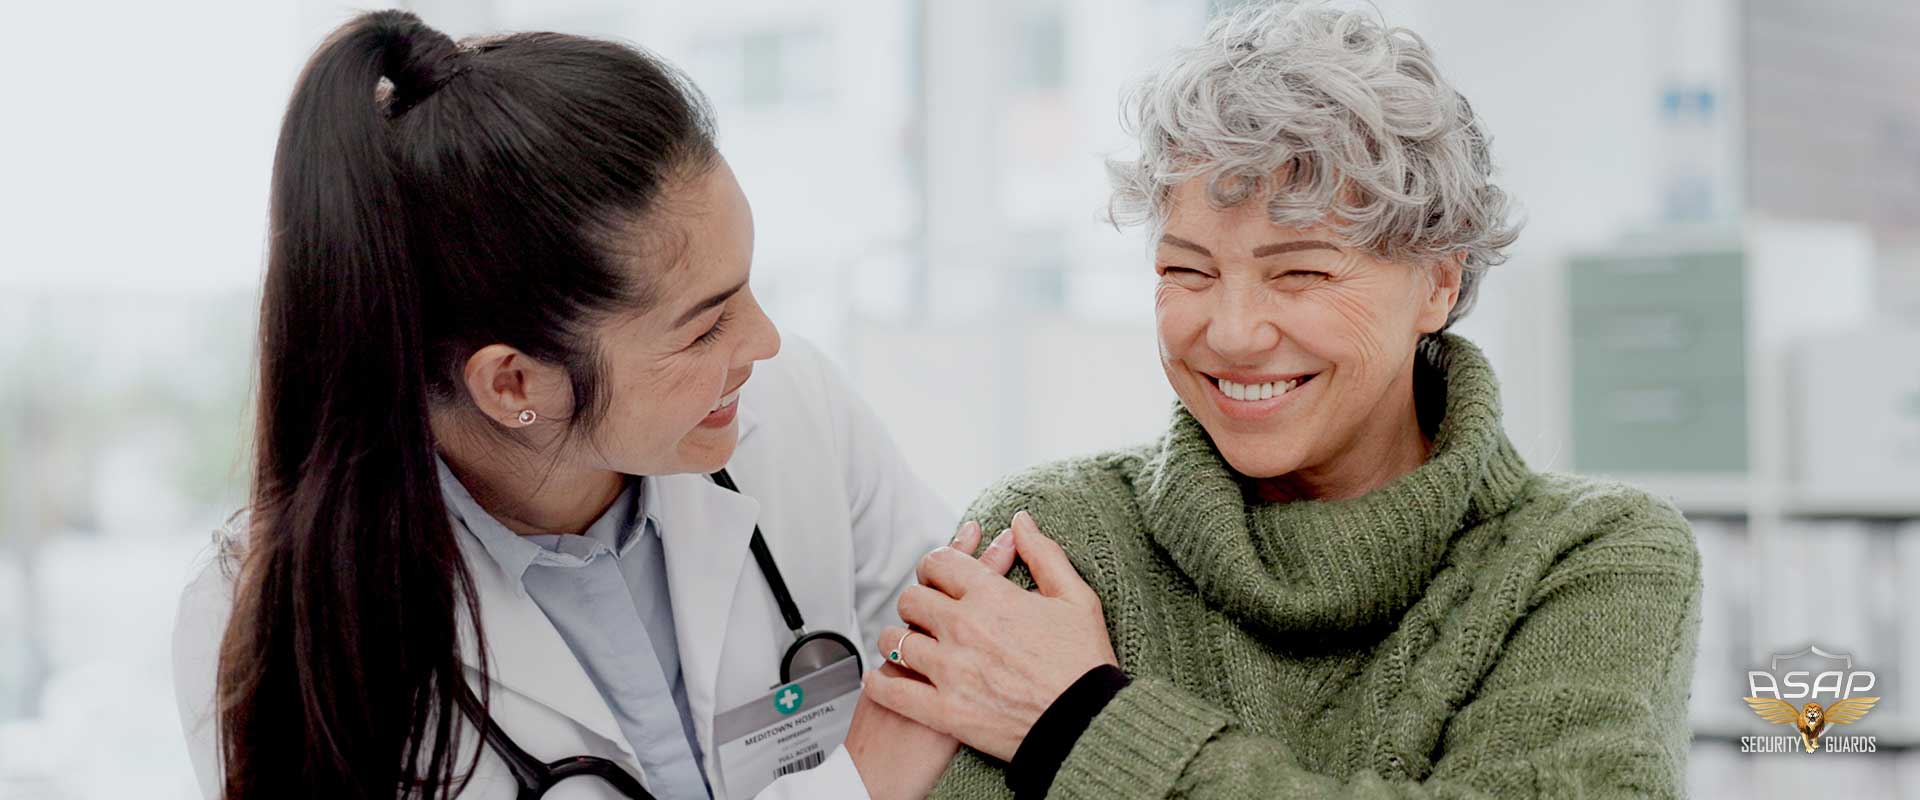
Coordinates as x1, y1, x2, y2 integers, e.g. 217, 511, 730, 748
715, 656, 861, 796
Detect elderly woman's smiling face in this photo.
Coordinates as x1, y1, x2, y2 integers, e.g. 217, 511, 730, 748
1154, 176, 1461, 492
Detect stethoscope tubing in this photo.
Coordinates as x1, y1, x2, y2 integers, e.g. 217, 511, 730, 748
467, 467, 860, 798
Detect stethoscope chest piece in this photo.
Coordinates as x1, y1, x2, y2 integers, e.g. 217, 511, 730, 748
780, 629, 862, 685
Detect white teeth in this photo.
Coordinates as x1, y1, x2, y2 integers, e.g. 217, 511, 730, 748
711, 389, 740, 412
1217, 377, 1297, 402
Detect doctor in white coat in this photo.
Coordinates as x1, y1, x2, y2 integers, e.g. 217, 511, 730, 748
175, 336, 967, 799
171, 11, 972, 799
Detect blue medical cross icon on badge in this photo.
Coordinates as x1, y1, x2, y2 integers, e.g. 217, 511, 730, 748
775, 683, 805, 715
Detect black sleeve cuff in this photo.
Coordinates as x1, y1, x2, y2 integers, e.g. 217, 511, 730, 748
1005, 664, 1132, 799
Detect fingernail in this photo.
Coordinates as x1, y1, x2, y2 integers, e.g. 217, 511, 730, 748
989, 529, 1013, 550
1013, 509, 1034, 528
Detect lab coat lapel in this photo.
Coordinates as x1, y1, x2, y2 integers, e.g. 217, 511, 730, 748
453, 532, 638, 761
652, 404, 767, 763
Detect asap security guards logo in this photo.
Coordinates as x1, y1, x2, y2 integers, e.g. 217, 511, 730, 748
1740, 645, 1881, 754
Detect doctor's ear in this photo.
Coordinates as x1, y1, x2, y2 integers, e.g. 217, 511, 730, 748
462, 344, 572, 429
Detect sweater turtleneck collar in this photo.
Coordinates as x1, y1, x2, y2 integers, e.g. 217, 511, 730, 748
1131, 333, 1532, 639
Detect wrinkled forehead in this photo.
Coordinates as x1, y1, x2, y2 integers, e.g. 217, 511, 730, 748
1158, 170, 1351, 246
1157, 161, 1361, 232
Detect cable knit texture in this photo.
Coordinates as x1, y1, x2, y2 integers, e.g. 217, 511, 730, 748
930, 334, 1702, 799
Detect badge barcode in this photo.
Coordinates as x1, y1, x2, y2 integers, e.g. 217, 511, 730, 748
773, 751, 827, 778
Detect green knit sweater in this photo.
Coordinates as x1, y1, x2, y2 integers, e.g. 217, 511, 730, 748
931, 334, 1702, 799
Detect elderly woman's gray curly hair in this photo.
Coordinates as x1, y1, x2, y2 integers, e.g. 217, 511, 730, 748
1108, 1, 1521, 328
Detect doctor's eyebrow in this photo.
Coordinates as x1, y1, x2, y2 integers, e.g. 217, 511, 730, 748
672, 279, 748, 328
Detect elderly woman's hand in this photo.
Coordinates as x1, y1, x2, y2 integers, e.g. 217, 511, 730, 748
864, 510, 1118, 762
843, 519, 1021, 799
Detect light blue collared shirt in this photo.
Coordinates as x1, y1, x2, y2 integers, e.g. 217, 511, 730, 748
437, 458, 711, 799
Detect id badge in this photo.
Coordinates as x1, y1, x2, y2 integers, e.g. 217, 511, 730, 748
713, 655, 861, 798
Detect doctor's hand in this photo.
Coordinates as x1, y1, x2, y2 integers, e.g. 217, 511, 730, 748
844, 669, 958, 800
865, 511, 1117, 763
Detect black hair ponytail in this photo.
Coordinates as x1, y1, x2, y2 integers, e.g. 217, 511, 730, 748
219, 10, 715, 797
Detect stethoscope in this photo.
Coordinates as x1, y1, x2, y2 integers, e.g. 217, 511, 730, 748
467, 468, 862, 799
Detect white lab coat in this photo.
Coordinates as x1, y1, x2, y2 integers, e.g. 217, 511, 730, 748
171, 336, 954, 799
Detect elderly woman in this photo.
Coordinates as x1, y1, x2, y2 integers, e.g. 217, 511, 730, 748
863, 4, 1701, 799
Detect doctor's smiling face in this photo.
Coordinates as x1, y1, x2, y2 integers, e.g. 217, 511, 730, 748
582, 157, 782, 475
1152, 175, 1460, 498
455, 157, 780, 483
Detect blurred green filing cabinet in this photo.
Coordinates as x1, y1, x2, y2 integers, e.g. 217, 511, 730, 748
1569, 249, 1748, 472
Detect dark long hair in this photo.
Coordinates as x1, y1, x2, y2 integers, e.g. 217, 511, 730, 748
218, 10, 715, 797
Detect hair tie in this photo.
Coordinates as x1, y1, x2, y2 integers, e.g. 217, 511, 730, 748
421, 58, 472, 96
387, 41, 469, 117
